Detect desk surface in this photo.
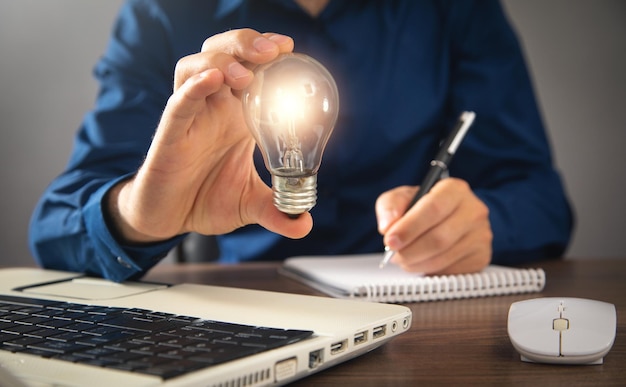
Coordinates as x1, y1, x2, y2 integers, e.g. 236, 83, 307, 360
144, 258, 625, 386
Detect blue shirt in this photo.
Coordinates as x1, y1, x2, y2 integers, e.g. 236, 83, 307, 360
29, 0, 573, 282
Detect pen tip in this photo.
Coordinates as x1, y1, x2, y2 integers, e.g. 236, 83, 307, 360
379, 248, 395, 269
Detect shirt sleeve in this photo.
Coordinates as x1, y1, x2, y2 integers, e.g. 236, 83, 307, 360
444, 0, 574, 264
28, 0, 184, 281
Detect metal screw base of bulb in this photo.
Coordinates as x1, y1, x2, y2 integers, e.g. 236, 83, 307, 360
272, 174, 317, 216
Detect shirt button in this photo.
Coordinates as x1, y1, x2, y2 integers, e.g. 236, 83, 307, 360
116, 257, 132, 269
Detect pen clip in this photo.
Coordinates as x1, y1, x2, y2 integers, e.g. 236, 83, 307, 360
447, 111, 475, 154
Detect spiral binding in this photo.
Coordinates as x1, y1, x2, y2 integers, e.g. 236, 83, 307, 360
358, 268, 546, 303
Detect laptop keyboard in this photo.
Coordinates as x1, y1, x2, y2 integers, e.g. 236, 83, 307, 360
0, 294, 313, 380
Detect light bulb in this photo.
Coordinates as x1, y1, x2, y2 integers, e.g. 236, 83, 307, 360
242, 53, 339, 216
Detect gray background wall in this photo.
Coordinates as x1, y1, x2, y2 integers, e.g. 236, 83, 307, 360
0, 0, 624, 268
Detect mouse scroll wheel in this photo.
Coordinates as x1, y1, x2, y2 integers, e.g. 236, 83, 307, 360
553, 318, 569, 331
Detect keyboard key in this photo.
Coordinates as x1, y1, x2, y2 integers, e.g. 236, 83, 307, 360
100, 315, 184, 333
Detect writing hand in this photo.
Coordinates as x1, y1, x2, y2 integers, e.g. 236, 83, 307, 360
376, 178, 492, 274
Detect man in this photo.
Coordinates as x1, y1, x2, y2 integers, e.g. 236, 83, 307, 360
29, 0, 573, 282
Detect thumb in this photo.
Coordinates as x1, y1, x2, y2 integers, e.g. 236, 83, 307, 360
243, 178, 313, 239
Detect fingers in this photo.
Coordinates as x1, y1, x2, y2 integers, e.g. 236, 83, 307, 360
162, 68, 224, 127
397, 215, 492, 275
381, 179, 468, 251
200, 30, 294, 59
375, 185, 415, 234
378, 178, 492, 274
175, 29, 294, 91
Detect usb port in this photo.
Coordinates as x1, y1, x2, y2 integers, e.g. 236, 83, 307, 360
372, 324, 386, 339
353, 330, 368, 345
330, 339, 347, 355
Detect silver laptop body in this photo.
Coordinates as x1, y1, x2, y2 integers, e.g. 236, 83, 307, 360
0, 268, 411, 386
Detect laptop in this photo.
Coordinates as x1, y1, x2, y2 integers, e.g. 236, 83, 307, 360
0, 267, 412, 386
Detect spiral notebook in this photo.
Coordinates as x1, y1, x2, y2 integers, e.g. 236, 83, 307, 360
280, 254, 546, 303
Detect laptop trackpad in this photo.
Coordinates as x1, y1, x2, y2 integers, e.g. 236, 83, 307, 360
20, 277, 167, 300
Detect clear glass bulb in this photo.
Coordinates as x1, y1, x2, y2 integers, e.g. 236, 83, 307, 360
242, 53, 339, 216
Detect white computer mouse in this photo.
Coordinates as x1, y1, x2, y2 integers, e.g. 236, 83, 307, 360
507, 297, 616, 365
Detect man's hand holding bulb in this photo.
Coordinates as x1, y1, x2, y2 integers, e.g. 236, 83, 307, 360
105, 29, 312, 246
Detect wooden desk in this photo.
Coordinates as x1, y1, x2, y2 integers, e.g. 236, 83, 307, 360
144, 259, 626, 386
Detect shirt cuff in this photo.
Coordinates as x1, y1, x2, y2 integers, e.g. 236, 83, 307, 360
83, 175, 185, 282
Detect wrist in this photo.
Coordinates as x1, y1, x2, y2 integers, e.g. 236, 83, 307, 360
104, 178, 164, 245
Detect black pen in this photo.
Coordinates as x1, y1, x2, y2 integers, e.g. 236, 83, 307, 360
379, 111, 476, 269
